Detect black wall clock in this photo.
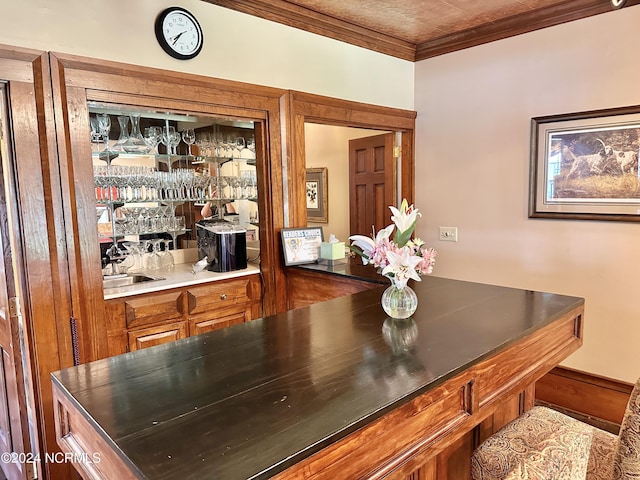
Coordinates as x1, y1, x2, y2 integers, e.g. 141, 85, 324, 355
155, 7, 204, 60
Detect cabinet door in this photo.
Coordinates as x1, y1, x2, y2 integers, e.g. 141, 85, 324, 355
188, 310, 249, 336
128, 321, 187, 352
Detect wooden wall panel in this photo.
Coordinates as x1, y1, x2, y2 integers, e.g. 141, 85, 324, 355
536, 366, 634, 428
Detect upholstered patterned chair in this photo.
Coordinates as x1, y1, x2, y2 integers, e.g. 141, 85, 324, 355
471, 377, 640, 480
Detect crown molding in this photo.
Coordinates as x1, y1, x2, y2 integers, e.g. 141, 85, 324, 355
204, 0, 639, 62
204, 0, 416, 61
416, 0, 639, 60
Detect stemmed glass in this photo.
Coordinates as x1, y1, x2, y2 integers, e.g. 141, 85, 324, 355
182, 129, 196, 156
159, 240, 175, 270
97, 114, 111, 152
160, 126, 177, 155
144, 126, 162, 154
234, 137, 245, 159
239, 170, 251, 199
229, 175, 241, 199
90, 117, 102, 153
123, 242, 144, 271
144, 240, 161, 270
247, 136, 256, 159
93, 166, 108, 201
217, 175, 230, 200
169, 130, 181, 155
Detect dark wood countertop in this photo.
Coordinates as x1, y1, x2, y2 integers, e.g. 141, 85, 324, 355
51, 276, 584, 480
294, 257, 387, 284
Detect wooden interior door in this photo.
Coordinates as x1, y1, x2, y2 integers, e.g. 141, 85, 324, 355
0, 85, 35, 480
349, 133, 396, 236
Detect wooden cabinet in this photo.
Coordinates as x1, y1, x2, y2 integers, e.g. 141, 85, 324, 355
286, 267, 381, 309
105, 274, 261, 355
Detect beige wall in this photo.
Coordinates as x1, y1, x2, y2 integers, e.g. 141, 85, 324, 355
0, 0, 414, 110
414, 7, 640, 383
304, 124, 383, 242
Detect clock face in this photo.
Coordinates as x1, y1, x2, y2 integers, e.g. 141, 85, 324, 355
155, 7, 203, 60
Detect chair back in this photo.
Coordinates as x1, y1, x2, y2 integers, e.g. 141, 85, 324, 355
614, 377, 640, 478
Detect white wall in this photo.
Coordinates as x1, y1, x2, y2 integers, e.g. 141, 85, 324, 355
0, 0, 413, 110
415, 7, 640, 383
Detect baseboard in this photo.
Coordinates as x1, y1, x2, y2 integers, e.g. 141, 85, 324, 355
535, 366, 633, 427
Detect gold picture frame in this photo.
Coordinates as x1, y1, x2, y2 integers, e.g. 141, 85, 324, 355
306, 167, 328, 223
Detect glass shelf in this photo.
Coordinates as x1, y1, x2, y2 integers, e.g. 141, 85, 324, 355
99, 229, 190, 239
92, 151, 256, 166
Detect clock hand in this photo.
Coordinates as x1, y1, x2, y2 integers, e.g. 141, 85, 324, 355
171, 31, 187, 45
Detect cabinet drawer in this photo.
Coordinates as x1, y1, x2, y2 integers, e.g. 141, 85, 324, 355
187, 278, 253, 315
128, 321, 187, 351
189, 310, 248, 336
124, 291, 184, 329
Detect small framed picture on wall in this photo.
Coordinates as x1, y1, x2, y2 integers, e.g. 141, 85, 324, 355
306, 167, 328, 223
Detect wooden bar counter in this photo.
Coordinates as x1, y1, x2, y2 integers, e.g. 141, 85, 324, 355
51, 276, 584, 480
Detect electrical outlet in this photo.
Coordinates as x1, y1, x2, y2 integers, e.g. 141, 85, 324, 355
439, 226, 458, 242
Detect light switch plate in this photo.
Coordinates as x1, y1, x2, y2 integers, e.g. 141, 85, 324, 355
439, 226, 458, 242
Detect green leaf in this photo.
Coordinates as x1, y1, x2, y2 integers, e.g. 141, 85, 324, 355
393, 220, 416, 247
348, 244, 369, 260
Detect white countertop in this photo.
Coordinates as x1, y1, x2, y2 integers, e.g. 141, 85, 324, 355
103, 263, 261, 300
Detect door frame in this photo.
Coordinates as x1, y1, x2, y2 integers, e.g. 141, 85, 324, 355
285, 90, 416, 228
0, 45, 63, 480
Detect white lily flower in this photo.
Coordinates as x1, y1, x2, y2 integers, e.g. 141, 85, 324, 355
348, 235, 375, 264
389, 199, 421, 234
381, 247, 422, 289
349, 224, 394, 265
376, 224, 395, 242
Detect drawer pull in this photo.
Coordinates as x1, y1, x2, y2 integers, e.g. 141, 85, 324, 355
220, 293, 227, 300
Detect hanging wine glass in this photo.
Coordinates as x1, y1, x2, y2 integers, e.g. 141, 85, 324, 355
182, 128, 196, 156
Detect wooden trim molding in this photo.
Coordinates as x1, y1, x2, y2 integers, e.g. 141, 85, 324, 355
286, 90, 417, 229
536, 366, 634, 428
416, 0, 639, 60
203, 0, 417, 61
204, 0, 640, 61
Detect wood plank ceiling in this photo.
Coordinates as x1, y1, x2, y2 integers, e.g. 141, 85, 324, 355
203, 0, 637, 61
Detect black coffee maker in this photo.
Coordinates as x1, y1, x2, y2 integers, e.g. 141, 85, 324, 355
196, 219, 248, 272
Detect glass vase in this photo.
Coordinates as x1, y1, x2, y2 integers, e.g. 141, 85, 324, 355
111, 115, 130, 153
382, 317, 418, 353
381, 284, 418, 319
123, 114, 149, 153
